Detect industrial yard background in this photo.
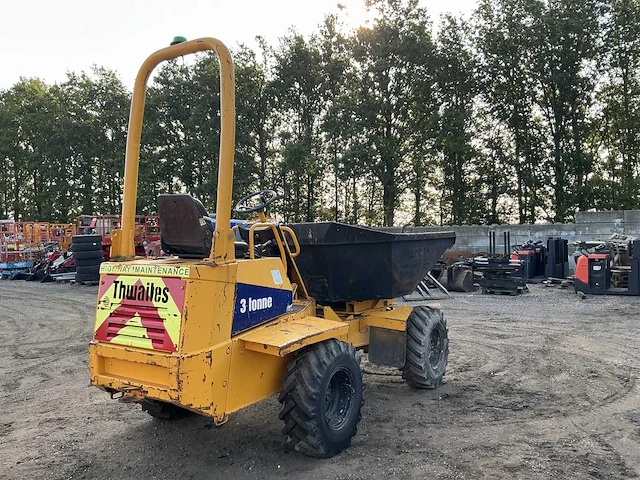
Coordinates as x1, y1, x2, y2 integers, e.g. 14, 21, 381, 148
394, 210, 640, 254
1, 281, 638, 479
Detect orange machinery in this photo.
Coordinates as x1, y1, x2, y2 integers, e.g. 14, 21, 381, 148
76, 215, 160, 260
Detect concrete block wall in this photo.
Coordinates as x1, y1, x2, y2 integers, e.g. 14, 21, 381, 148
386, 210, 640, 254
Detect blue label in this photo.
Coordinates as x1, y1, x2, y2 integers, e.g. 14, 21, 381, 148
0, 261, 33, 269
232, 282, 293, 334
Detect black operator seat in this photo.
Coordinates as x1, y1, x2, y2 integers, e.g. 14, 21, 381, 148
157, 194, 249, 259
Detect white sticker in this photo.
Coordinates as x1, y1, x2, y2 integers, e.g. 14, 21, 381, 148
271, 269, 283, 285
198, 217, 206, 226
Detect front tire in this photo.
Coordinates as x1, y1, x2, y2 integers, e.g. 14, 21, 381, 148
278, 339, 364, 458
401, 306, 449, 389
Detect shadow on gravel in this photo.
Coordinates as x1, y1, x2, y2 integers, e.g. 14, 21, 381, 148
69, 399, 334, 480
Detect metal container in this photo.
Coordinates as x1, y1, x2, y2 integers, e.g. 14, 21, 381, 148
290, 222, 456, 303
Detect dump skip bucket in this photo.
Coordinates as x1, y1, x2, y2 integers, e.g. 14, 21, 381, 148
289, 222, 456, 303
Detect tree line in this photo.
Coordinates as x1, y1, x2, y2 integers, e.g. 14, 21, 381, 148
1, 0, 639, 226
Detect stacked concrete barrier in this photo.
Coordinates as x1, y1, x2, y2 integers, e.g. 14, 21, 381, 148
378, 210, 640, 255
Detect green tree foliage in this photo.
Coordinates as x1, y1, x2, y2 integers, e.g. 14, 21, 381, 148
435, 15, 478, 225
2, 0, 640, 226
593, 0, 640, 210
348, 0, 436, 226
234, 40, 277, 196
270, 31, 325, 222
2, 79, 69, 220
533, 0, 602, 222
62, 67, 130, 216
317, 14, 354, 222
474, 0, 545, 223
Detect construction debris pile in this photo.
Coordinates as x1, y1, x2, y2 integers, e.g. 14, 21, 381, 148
409, 230, 640, 299
1, 215, 160, 284
1, 220, 74, 280
4, 214, 639, 300
573, 233, 639, 295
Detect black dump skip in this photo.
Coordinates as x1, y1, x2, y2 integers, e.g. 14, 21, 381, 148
289, 222, 456, 303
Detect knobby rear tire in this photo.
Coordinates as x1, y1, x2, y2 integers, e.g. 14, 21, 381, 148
278, 339, 364, 458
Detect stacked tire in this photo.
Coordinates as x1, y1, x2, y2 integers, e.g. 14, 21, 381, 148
71, 234, 104, 283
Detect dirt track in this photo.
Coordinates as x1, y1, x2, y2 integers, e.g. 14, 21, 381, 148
0, 280, 639, 479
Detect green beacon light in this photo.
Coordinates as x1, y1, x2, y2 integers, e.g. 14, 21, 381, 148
170, 36, 187, 46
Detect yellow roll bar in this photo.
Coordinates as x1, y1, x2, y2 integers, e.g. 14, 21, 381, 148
110, 37, 236, 263
280, 226, 301, 258
248, 223, 287, 267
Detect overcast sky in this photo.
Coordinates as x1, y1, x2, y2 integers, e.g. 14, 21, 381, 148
0, 0, 477, 89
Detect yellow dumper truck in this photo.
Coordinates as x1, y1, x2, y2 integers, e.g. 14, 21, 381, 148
89, 36, 455, 457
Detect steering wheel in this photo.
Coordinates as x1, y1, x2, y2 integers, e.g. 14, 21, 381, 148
235, 189, 279, 214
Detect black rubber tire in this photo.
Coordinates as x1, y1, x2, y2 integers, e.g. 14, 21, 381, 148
75, 273, 100, 283
74, 257, 103, 267
72, 250, 104, 261
76, 264, 101, 275
139, 399, 191, 420
401, 306, 449, 389
72, 234, 102, 244
278, 339, 364, 458
70, 242, 102, 252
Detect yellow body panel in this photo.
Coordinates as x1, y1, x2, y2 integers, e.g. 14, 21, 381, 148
240, 315, 349, 357
236, 257, 291, 287
89, 342, 179, 401
90, 252, 414, 420
360, 305, 414, 331
91, 255, 309, 420
225, 340, 288, 414
89, 340, 233, 423
177, 342, 232, 422
323, 304, 413, 348
181, 263, 238, 350
323, 307, 370, 348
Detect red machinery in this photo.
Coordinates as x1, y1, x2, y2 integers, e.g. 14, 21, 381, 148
1, 220, 60, 262
574, 238, 640, 295
1, 221, 50, 276
49, 223, 74, 250
509, 241, 546, 280
76, 215, 160, 260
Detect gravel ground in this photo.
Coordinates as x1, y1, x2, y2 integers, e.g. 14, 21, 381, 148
0, 280, 639, 479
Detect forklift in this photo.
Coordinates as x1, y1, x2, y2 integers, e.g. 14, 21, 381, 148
89, 36, 455, 458
574, 238, 640, 295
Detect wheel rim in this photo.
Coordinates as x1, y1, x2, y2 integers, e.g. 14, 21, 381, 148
428, 327, 444, 369
324, 367, 356, 431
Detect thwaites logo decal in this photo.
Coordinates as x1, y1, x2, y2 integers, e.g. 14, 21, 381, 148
232, 283, 293, 334
94, 274, 186, 351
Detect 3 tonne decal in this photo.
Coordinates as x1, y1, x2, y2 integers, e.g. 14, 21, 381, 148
232, 282, 293, 334
94, 275, 186, 351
